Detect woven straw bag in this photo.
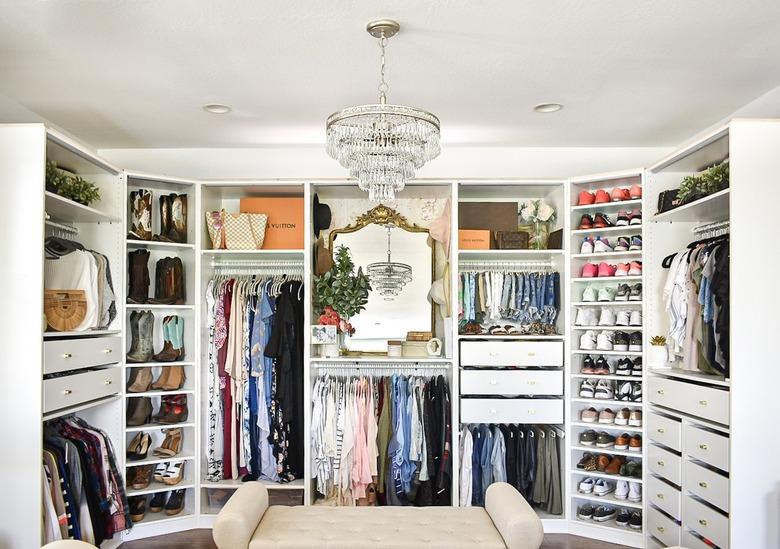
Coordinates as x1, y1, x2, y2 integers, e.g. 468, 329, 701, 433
44, 290, 87, 332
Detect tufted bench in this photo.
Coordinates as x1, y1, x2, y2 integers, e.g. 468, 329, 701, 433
213, 482, 544, 549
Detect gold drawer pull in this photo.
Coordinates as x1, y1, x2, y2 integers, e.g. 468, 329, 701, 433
657, 493, 664, 499
699, 482, 708, 489
527, 380, 536, 385
63, 353, 72, 359
103, 348, 113, 354
657, 389, 665, 395
104, 379, 113, 385
62, 389, 73, 395
657, 428, 665, 433
699, 443, 709, 450
527, 352, 537, 357
699, 519, 708, 526
699, 400, 708, 406
657, 526, 665, 533
527, 409, 537, 415
657, 460, 665, 466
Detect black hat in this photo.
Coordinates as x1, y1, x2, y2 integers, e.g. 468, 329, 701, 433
313, 194, 332, 237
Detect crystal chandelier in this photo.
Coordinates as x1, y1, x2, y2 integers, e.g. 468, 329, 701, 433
367, 225, 412, 300
326, 19, 441, 202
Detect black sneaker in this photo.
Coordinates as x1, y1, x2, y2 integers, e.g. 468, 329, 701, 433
596, 431, 616, 448
579, 429, 597, 446
577, 503, 595, 520
629, 332, 642, 352
631, 357, 643, 377
615, 284, 630, 301
629, 283, 642, 301
613, 331, 629, 351
615, 358, 633, 376
628, 511, 642, 529
593, 505, 617, 522
594, 355, 610, 375
616, 509, 631, 527
631, 381, 642, 402
582, 355, 596, 374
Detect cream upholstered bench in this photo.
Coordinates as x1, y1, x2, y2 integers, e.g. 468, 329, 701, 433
213, 482, 544, 549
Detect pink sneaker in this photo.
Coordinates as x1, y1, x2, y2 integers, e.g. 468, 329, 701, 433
629, 184, 642, 199
598, 262, 616, 277
578, 191, 596, 206
582, 263, 598, 278
614, 263, 630, 277
628, 261, 643, 276
611, 187, 630, 202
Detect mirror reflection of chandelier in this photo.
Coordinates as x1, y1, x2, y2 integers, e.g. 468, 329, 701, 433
325, 19, 441, 202
367, 225, 412, 300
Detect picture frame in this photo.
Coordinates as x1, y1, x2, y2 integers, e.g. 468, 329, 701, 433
311, 324, 337, 345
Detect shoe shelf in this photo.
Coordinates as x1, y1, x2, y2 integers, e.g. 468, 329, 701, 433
571, 276, 642, 282
127, 509, 195, 528
571, 422, 643, 433
200, 478, 305, 491
571, 199, 643, 212
127, 454, 196, 468
127, 239, 196, 250
651, 188, 729, 224
127, 481, 195, 497
126, 389, 195, 397
457, 334, 565, 340
43, 329, 121, 339
126, 304, 195, 310
649, 367, 730, 388
126, 422, 196, 433
572, 374, 644, 381
571, 225, 643, 236
573, 492, 644, 510
571, 251, 643, 259
126, 361, 196, 368
573, 326, 643, 330
572, 398, 643, 406
45, 191, 120, 224
573, 350, 643, 356
572, 301, 643, 307
573, 517, 643, 535
570, 470, 644, 484
572, 445, 643, 458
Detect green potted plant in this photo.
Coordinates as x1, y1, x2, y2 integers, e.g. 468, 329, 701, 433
46, 160, 101, 206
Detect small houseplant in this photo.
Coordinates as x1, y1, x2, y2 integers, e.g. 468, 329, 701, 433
46, 160, 101, 206
518, 199, 557, 249
648, 335, 669, 368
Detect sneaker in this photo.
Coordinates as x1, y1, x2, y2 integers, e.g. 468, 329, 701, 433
578, 477, 596, 493
628, 511, 642, 529
579, 430, 597, 446
598, 308, 616, 326
629, 435, 642, 452
615, 480, 629, 500
631, 382, 642, 402
628, 482, 642, 503
615, 358, 633, 376
614, 408, 631, 426
597, 286, 616, 302
629, 310, 642, 326
629, 235, 642, 251
596, 432, 616, 449
628, 332, 642, 351
582, 263, 598, 278
598, 408, 615, 424
593, 236, 613, 253
615, 284, 630, 301
631, 357, 642, 377
579, 379, 596, 398
617, 381, 633, 401
614, 236, 630, 252
628, 261, 642, 276
578, 214, 594, 229
596, 331, 614, 351
581, 407, 599, 423
611, 187, 630, 202
615, 310, 630, 326
628, 283, 642, 301
628, 409, 642, 427
598, 262, 616, 277
593, 355, 611, 375
593, 213, 614, 228
581, 355, 596, 374
616, 509, 631, 527
577, 504, 595, 520
581, 237, 594, 254
614, 263, 629, 276
629, 184, 642, 199
614, 433, 630, 450
593, 505, 617, 522
594, 189, 611, 204
576, 308, 599, 326
613, 331, 629, 351
629, 208, 642, 225
593, 479, 615, 496
615, 210, 629, 226
578, 190, 596, 206
580, 330, 597, 350
594, 380, 614, 400
582, 285, 597, 302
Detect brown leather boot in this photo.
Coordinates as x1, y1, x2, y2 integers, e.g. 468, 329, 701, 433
158, 366, 186, 391
168, 194, 187, 243
153, 316, 174, 362
127, 250, 150, 304
154, 194, 172, 241
128, 189, 153, 241
126, 396, 153, 427
158, 394, 188, 424
127, 367, 153, 393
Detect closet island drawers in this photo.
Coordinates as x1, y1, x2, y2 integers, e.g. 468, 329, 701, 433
684, 460, 729, 512
648, 474, 681, 519
44, 336, 121, 374
647, 411, 682, 451
683, 423, 729, 472
648, 443, 681, 485
649, 376, 730, 425
460, 398, 563, 424
460, 341, 563, 367
461, 370, 563, 396
683, 495, 729, 549
647, 505, 681, 548
43, 367, 121, 413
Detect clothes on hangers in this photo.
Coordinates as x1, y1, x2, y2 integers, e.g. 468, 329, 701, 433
205, 274, 304, 483
458, 271, 560, 335
459, 423, 563, 515
311, 373, 452, 507
662, 235, 729, 376
42, 417, 130, 545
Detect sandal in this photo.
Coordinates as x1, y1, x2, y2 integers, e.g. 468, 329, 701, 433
488, 325, 508, 335
506, 325, 521, 335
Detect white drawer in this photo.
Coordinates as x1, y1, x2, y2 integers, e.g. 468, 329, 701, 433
648, 474, 681, 520
43, 367, 121, 413
683, 528, 720, 549
683, 494, 729, 549
647, 505, 680, 548
683, 423, 729, 472
648, 443, 682, 485
460, 398, 563, 424
648, 411, 682, 451
649, 376, 730, 425
459, 341, 563, 367
44, 336, 121, 374
460, 370, 563, 396
684, 459, 729, 513
646, 536, 666, 549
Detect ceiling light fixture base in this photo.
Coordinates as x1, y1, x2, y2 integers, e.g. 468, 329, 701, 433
366, 19, 400, 39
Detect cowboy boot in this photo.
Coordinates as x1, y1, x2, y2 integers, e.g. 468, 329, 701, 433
126, 310, 140, 357
127, 250, 150, 304
155, 194, 172, 241
153, 315, 174, 362
126, 396, 153, 427
138, 189, 153, 240
126, 190, 140, 239
155, 315, 184, 362
127, 311, 154, 363
172, 257, 185, 305
149, 258, 172, 304
168, 194, 187, 243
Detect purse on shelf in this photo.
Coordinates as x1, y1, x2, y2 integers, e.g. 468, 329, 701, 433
44, 290, 87, 332
495, 230, 529, 250
222, 211, 268, 250
205, 210, 226, 249
657, 189, 680, 214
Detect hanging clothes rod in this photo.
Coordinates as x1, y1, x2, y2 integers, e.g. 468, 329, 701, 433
693, 220, 729, 234
313, 361, 451, 369
44, 216, 79, 235
458, 259, 555, 272
211, 259, 304, 267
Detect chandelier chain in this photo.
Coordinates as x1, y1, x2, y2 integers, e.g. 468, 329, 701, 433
378, 34, 389, 103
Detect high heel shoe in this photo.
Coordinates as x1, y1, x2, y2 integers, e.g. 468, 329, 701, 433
131, 465, 153, 490
149, 491, 168, 513
157, 395, 188, 424
153, 428, 183, 457
165, 489, 186, 516
126, 397, 153, 427
153, 462, 168, 483
127, 367, 153, 393
127, 432, 152, 461
162, 461, 185, 486
129, 496, 147, 522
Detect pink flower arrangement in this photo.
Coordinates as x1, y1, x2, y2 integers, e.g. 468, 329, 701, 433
318, 305, 355, 336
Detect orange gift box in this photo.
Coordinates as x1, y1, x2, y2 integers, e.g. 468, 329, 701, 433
240, 197, 304, 249
458, 229, 491, 250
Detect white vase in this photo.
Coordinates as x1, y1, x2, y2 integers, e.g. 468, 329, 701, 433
322, 343, 340, 358
648, 345, 669, 369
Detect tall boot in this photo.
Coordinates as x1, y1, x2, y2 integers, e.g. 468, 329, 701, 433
127, 311, 154, 363
172, 257, 186, 305
149, 258, 173, 304
126, 310, 140, 357
153, 316, 174, 362
155, 315, 183, 362
155, 195, 172, 241
127, 250, 151, 304
128, 189, 153, 241
168, 194, 188, 243
127, 367, 153, 393
127, 396, 153, 427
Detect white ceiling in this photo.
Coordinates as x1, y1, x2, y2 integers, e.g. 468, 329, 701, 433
1, 1, 780, 148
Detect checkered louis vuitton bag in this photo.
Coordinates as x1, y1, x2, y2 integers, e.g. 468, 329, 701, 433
223, 212, 268, 249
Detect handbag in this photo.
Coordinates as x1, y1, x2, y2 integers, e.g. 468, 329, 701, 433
44, 290, 87, 332
495, 231, 529, 250
657, 189, 680, 214
223, 212, 268, 249
205, 210, 226, 249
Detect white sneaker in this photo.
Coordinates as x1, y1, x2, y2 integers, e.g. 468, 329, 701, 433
629, 310, 642, 326
597, 287, 616, 302
578, 477, 595, 494
596, 331, 614, 351
598, 308, 616, 326
576, 308, 599, 326
582, 286, 597, 302
615, 310, 630, 326
594, 479, 614, 496
594, 379, 614, 399
580, 330, 597, 350
593, 237, 613, 254
581, 237, 594, 254
580, 379, 596, 398
628, 482, 642, 502
615, 480, 629, 500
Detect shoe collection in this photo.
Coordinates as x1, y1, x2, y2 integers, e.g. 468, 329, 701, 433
578, 209, 642, 230
579, 379, 642, 402
576, 452, 643, 478
581, 283, 642, 302
581, 355, 642, 376
580, 235, 642, 254
577, 185, 642, 206
126, 395, 189, 427
581, 261, 642, 278
578, 430, 643, 452
577, 503, 642, 529
127, 311, 186, 364
578, 476, 642, 501
580, 406, 642, 427
127, 428, 183, 461
575, 308, 642, 327
128, 188, 188, 243
128, 489, 187, 522
579, 330, 642, 352
128, 252, 186, 305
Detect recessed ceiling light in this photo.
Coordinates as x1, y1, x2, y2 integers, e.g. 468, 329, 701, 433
533, 103, 563, 113
203, 104, 231, 114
